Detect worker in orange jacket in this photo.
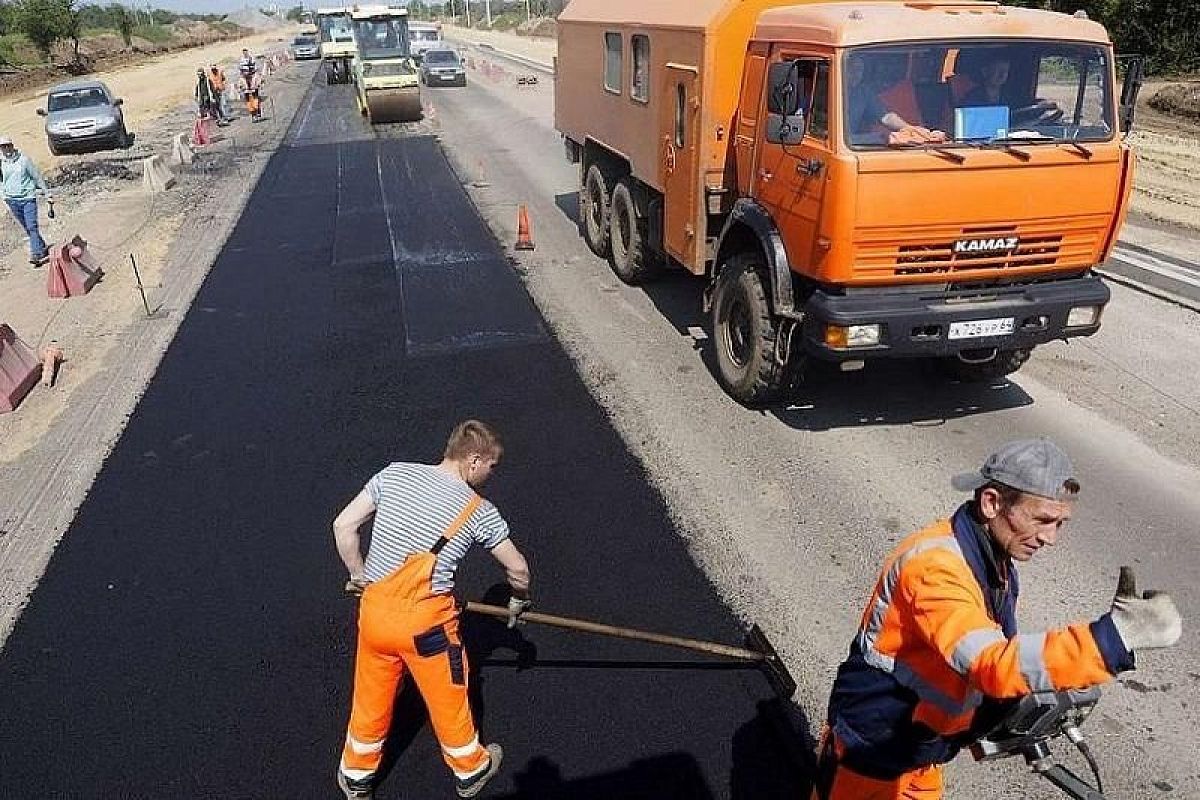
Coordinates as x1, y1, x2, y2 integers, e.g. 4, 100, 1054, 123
333, 420, 532, 800
814, 438, 1182, 799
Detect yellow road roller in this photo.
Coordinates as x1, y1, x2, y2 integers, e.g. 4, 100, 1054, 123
350, 5, 421, 123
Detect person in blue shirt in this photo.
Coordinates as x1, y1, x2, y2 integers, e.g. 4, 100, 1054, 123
0, 136, 52, 266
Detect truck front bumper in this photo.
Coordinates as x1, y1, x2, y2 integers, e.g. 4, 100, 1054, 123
800, 274, 1110, 361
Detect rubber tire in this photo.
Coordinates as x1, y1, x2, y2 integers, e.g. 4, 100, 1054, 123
48, 140, 61, 156
117, 124, 130, 149
608, 179, 661, 285
939, 348, 1031, 383
580, 163, 614, 259
711, 254, 784, 406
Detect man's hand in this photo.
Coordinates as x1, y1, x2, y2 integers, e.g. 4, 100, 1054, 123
506, 595, 532, 629
888, 126, 948, 146
344, 576, 368, 597
1110, 567, 1182, 651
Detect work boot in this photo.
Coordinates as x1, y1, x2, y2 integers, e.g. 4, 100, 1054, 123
336, 769, 373, 800
455, 744, 503, 798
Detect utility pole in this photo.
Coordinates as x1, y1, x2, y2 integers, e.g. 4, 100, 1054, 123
484, 0, 491, 27
465, 0, 471, 27
524, 0, 530, 23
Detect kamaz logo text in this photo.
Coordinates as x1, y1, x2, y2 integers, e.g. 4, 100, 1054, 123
953, 237, 1019, 254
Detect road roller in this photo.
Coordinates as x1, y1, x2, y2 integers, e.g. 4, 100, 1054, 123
316, 6, 355, 85
350, 5, 422, 123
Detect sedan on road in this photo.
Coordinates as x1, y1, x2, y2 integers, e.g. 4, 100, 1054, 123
291, 35, 319, 60
418, 49, 466, 87
38, 79, 129, 156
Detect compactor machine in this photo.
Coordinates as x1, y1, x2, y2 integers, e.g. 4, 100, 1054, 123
317, 6, 355, 84
350, 5, 422, 123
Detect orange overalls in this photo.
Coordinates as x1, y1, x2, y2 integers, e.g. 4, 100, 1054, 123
340, 495, 492, 783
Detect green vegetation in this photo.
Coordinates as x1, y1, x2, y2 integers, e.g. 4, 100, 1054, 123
130, 22, 170, 43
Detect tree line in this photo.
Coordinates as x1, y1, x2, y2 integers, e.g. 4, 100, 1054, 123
0, 0, 228, 63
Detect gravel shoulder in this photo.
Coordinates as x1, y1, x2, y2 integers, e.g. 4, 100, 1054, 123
0, 53, 319, 643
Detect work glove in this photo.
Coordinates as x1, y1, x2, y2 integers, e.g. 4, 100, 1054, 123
344, 576, 368, 597
506, 595, 532, 629
1110, 567, 1182, 652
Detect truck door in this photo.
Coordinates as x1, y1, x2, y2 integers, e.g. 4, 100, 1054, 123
753, 54, 832, 273
662, 65, 700, 268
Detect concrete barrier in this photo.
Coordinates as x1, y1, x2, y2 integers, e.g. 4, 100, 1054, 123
0, 324, 41, 414
172, 132, 194, 165
142, 155, 177, 192
46, 235, 103, 299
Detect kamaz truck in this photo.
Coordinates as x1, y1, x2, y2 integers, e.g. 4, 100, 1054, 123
350, 5, 422, 123
556, 0, 1142, 405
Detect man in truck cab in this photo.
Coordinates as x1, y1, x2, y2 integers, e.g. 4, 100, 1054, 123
846, 52, 947, 146
813, 439, 1183, 800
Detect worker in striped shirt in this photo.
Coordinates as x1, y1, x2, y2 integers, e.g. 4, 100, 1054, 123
332, 420, 532, 800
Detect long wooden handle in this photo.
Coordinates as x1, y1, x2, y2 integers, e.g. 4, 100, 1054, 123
464, 602, 764, 662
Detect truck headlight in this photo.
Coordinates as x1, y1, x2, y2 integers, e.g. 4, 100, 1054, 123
824, 324, 882, 349
1066, 305, 1101, 327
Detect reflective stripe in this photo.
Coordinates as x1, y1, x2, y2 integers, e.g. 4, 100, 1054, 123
452, 758, 490, 780
894, 660, 978, 717
347, 735, 385, 755
442, 734, 482, 759
338, 759, 375, 781
1018, 632, 1055, 692
949, 628, 1006, 676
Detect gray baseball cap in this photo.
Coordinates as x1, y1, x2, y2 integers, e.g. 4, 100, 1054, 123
952, 438, 1079, 500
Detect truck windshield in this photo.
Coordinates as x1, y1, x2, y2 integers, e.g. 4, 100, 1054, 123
843, 41, 1113, 149
353, 18, 412, 60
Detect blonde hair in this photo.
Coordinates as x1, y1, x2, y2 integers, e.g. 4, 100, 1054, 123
444, 420, 503, 462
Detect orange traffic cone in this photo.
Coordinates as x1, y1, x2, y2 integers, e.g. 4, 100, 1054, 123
41, 344, 64, 387
515, 204, 535, 251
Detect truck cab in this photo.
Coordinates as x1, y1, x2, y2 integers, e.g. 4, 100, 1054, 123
556, 1, 1139, 405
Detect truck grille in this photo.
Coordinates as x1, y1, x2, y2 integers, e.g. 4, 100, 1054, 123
856, 222, 1104, 280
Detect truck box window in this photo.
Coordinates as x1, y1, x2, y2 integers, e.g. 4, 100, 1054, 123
631, 35, 650, 102
605, 33, 622, 93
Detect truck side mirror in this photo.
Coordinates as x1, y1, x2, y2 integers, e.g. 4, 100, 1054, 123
1117, 54, 1144, 135
766, 60, 807, 145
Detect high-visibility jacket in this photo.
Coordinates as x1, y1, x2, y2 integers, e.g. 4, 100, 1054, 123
826, 504, 1133, 780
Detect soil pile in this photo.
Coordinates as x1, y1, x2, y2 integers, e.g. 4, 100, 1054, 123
1149, 82, 1200, 122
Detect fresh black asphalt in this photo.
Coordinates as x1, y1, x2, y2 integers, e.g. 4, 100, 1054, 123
0, 80, 805, 799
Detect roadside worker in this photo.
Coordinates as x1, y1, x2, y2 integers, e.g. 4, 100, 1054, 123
0, 136, 52, 266
235, 63, 263, 122
206, 64, 230, 125
194, 67, 227, 127
332, 420, 532, 800
239, 47, 255, 72
814, 438, 1183, 800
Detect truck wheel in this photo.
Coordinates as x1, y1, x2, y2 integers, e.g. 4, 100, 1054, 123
939, 348, 1031, 383
581, 163, 613, 259
608, 179, 661, 285
712, 254, 784, 406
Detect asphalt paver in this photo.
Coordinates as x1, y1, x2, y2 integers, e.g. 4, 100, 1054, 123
0, 80, 803, 799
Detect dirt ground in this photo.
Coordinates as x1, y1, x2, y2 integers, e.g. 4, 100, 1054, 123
0, 30, 293, 171
1128, 80, 1200, 231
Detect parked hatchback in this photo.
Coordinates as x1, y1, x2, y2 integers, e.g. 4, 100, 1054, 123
419, 49, 466, 87
38, 80, 129, 156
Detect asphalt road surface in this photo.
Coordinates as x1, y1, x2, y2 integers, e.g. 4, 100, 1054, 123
425, 53, 1200, 800
0, 79, 799, 799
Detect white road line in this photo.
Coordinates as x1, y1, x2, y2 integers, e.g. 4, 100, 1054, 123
1110, 247, 1200, 290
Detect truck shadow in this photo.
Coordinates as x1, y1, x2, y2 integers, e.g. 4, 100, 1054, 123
550, 193, 1033, 430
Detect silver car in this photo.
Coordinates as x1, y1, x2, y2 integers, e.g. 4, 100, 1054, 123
418, 49, 466, 87
38, 79, 129, 156
291, 35, 320, 60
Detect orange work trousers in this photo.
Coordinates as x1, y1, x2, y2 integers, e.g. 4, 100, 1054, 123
244, 93, 260, 116
340, 550, 490, 783
811, 732, 943, 800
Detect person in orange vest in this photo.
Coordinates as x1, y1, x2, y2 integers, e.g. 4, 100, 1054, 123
332, 420, 532, 800
813, 438, 1182, 800
208, 64, 230, 124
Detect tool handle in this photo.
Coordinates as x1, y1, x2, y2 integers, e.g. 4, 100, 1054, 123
464, 602, 764, 662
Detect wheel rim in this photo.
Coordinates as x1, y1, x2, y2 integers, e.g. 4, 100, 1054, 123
585, 179, 604, 240
616, 200, 631, 257
721, 292, 754, 369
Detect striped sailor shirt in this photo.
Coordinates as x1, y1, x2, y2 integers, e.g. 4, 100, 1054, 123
362, 462, 510, 594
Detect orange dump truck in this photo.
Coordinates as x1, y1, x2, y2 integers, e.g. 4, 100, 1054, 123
555, 0, 1141, 404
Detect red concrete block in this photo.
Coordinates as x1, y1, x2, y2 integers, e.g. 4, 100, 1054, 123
47, 235, 103, 299
0, 324, 41, 414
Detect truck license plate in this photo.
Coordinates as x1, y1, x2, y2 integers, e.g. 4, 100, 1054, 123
948, 317, 1015, 340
